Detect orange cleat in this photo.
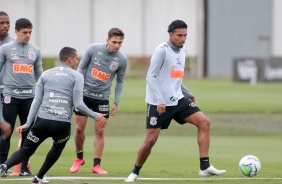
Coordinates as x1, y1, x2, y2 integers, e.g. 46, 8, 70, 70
70, 158, 85, 173
92, 164, 108, 174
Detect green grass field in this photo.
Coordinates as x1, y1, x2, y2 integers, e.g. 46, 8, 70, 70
1, 78, 282, 184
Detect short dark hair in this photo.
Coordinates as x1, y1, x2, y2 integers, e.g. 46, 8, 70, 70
168, 20, 187, 32
15, 18, 33, 31
59, 47, 77, 62
0, 11, 9, 17
108, 28, 124, 39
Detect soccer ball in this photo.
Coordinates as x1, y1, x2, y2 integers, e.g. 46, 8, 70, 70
239, 155, 261, 177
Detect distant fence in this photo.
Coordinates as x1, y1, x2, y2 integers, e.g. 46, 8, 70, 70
233, 58, 282, 84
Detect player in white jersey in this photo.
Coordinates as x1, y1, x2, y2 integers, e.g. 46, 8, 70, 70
70, 28, 127, 174
0, 47, 107, 184
125, 20, 226, 182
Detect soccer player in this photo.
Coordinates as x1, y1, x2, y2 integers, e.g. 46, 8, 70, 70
0, 11, 14, 142
70, 28, 128, 174
0, 47, 107, 183
0, 18, 43, 176
125, 20, 226, 182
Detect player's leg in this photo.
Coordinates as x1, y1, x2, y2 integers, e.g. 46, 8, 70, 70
184, 111, 210, 157
0, 94, 11, 140
184, 110, 226, 176
126, 103, 168, 182
70, 114, 87, 173
125, 128, 161, 182
136, 128, 161, 166
0, 122, 11, 140
70, 96, 94, 173
0, 96, 19, 177
92, 100, 109, 174
0, 117, 47, 176
36, 119, 70, 182
18, 98, 34, 176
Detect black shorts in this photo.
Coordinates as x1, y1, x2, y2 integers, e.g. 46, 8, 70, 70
73, 96, 109, 118
22, 117, 71, 155
146, 97, 201, 129
2, 96, 34, 129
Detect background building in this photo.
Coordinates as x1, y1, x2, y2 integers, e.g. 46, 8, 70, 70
1, 0, 281, 80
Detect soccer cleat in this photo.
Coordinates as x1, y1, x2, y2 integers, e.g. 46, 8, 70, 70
70, 158, 85, 173
32, 176, 50, 184
19, 168, 34, 176
92, 164, 108, 174
199, 165, 226, 177
0, 164, 7, 177
125, 173, 138, 182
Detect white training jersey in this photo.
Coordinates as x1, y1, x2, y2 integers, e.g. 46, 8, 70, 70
146, 42, 186, 106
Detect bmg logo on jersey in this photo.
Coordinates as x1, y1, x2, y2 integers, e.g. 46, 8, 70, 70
13, 63, 33, 74
91, 68, 111, 81
27, 131, 39, 143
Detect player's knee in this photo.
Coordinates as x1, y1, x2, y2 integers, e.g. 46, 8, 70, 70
201, 117, 210, 130
146, 137, 157, 148
75, 127, 85, 135
95, 129, 104, 137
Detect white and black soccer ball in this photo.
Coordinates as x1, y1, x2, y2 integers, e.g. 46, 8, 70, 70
239, 155, 261, 177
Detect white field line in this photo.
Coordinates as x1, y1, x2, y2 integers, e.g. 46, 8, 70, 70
1, 176, 282, 181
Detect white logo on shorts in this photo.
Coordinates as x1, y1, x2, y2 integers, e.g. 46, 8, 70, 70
27, 131, 39, 143
150, 116, 157, 126
189, 102, 197, 108
4, 96, 11, 104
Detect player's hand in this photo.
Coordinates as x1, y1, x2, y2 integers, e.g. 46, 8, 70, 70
109, 103, 118, 116
0, 121, 12, 140
157, 104, 166, 115
96, 114, 107, 127
15, 125, 28, 133
189, 96, 197, 104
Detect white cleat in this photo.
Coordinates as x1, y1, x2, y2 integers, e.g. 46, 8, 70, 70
199, 165, 226, 177
125, 173, 138, 182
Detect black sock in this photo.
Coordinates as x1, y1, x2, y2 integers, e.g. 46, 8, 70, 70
76, 151, 83, 160
94, 158, 101, 166
132, 164, 142, 175
200, 157, 210, 170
